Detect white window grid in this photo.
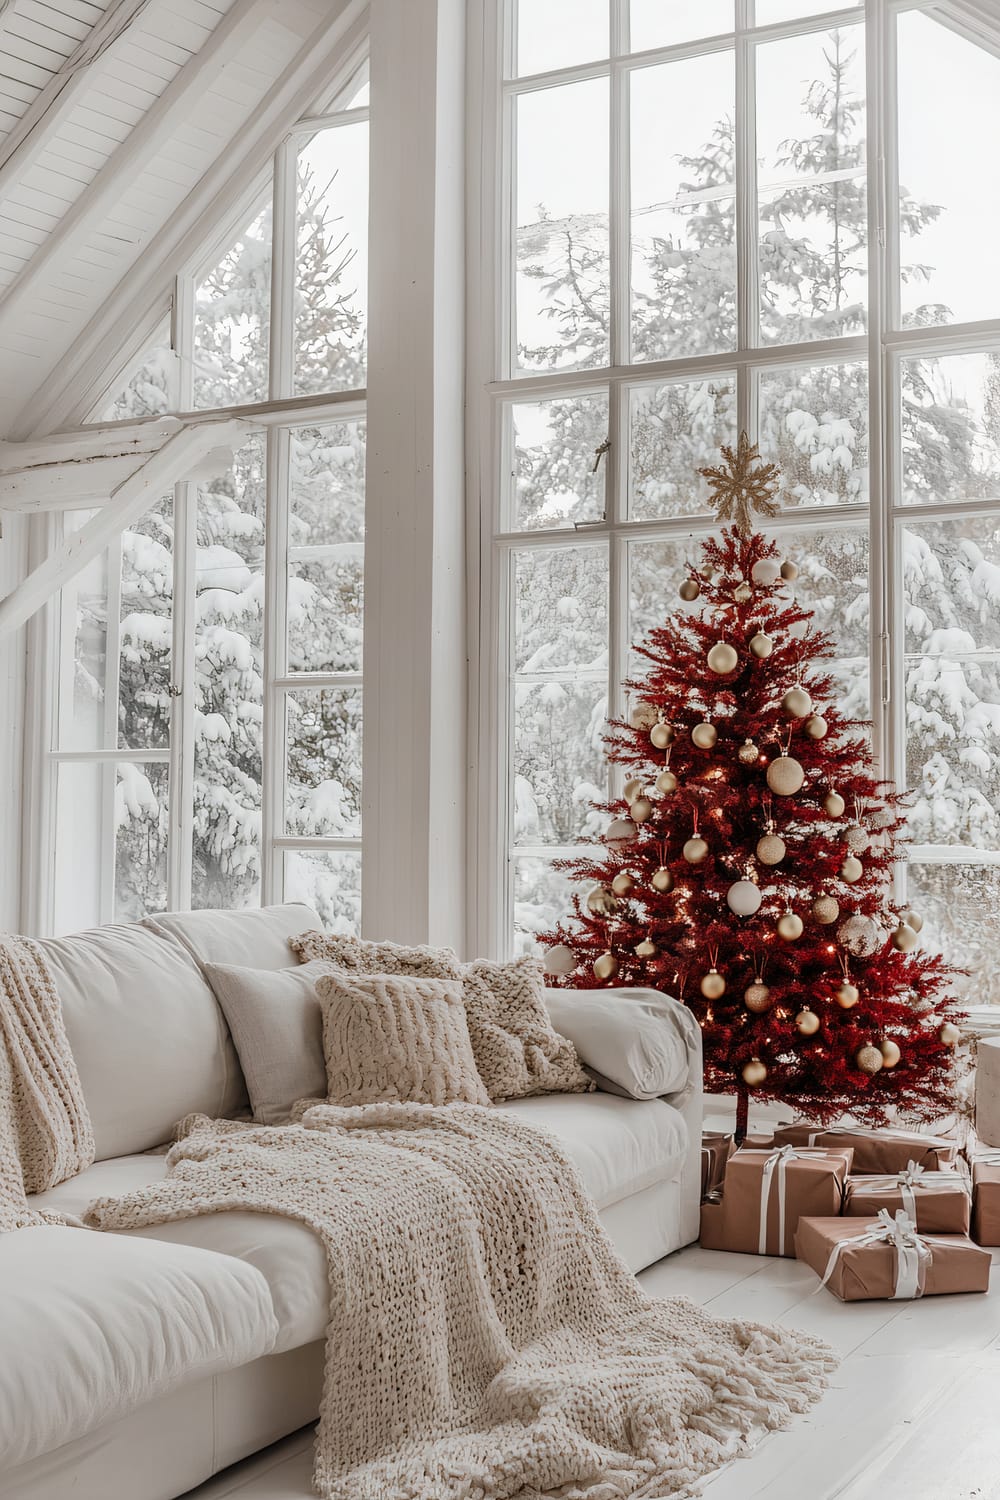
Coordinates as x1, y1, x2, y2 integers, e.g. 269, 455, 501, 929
469, 0, 1000, 968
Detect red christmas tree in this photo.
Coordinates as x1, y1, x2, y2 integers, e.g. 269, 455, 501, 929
542, 437, 964, 1140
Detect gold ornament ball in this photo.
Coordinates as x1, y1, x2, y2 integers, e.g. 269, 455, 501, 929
781, 559, 799, 581
738, 738, 760, 765
756, 832, 787, 865
679, 578, 701, 602
904, 910, 924, 933
767, 755, 805, 797
782, 686, 813, 719
751, 558, 782, 586
805, 714, 828, 740
630, 701, 658, 730
734, 582, 753, 604
586, 884, 617, 916
701, 968, 726, 999
651, 866, 674, 893
707, 641, 739, 675
650, 722, 674, 750
692, 721, 718, 750
742, 1057, 768, 1087
611, 871, 636, 898
840, 854, 864, 884
631, 795, 654, 824
777, 910, 804, 941
891, 922, 918, 953
836, 982, 860, 1009
939, 1022, 961, 1047
744, 982, 772, 1013
655, 768, 678, 795
593, 951, 619, 982
623, 777, 644, 804
812, 895, 840, 925
749, 631, 774, 659
844, 824, 869, 853
824, 790, 846, 818
683, 836, 709, 864
634, 937, 659, 959
543, 944, 578, 977
880, 1039, 901, 1069
796, 1008, 821, 1036
607, 817, 638, 845
855, 1043, 884, 1076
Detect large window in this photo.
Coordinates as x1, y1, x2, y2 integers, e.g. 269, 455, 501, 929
474, 1, 1000, 1009
45, 69, 370, 936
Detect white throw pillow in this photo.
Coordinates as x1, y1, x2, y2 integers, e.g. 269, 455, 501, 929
203, 960, 334, 1124
543, 987, 698, 1102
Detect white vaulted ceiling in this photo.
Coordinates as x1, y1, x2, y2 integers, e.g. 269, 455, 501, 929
0, 0, 364, 440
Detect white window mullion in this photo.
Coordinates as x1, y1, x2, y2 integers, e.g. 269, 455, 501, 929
609, 0, 629, 370
261, 424, 290, 905
735, 0, 759, 362
168, 270, 197, 911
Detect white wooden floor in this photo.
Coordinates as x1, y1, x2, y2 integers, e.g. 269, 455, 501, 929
188, 1239, 1000, 1500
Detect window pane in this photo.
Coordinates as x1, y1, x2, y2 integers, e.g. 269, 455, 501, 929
285, 688, 363, 837
513, 855, 583, 956
284, 848, 361, 935
906, 863, 1000, 1007
630, 52, 736, 362
508, 392, 608, 530
288, 422, 365, 673
115, 762, 169, 921
629, 376, 737, 520
783, 525, 870, 660
757, 26, 866, 343
295, 123, 368, 395
53, 761, 168, 933
119, 494, 173, 751
515, 0, 608, 75
515, 78, 609, 373
755, 1, 862, 24
898, 13, 1000, 329
630, 0, 732, 51
629, 535, 699, 652
513, 678, 608, 845
514, 545, 608, 673
902, 516, 1000, 655
758, 362, 868, 508
100, 336, 174, 421
193, 197, 271, 408
59, 514, 113, 752
901, 353, 1000, 507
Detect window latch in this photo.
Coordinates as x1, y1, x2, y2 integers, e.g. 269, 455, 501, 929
592, 438, 611, 473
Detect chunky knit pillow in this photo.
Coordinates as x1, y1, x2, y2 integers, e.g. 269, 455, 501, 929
461, 955, 593, 1102
317, 973, 490, 1108
291, 932, 462, 981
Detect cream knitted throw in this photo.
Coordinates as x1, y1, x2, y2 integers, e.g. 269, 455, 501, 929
87, 1102, 834, 1498
0, 935, 94, 1231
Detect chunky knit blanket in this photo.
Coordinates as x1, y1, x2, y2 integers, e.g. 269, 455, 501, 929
87, 1101, 834, 1498
0, 936, 94, 1231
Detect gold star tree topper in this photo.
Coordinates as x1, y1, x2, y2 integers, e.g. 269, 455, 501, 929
698, 432, 781, 534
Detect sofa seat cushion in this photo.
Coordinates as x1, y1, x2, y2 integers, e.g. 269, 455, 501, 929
496, 1092, 688, 1211
0, 1224, 276, 1471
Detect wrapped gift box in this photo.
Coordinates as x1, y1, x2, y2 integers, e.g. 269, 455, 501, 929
698, 1144, 852, 1256
972, 1157, 1000, 1246
844, 1165, 971, 1234
700, 1132, 734, 1201
772, 1123, 956, 1174
795, 1210, 990, 1301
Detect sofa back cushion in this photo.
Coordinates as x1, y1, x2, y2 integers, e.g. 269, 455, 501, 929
147, 903, 321, 972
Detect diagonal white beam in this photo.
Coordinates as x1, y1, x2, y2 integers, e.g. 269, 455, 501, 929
0, 419, 250, 639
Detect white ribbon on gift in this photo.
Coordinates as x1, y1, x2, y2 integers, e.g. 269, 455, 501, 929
848, 1159, 970, 1221
818, 1208, 957, 1300
799, 1124, 954, 1159
739, 1145, 834, 1254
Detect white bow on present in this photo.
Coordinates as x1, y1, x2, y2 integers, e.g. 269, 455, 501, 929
739, 1145, 837, 1254
818, 1209, 955, 1300
850, 1159, 970, 1221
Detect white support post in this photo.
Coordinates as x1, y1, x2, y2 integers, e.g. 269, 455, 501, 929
167, 273, 198, 912
364, 0, 467, 950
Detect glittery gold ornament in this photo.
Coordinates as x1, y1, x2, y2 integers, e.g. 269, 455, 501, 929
683, 836, 709, 864
734, 582, 753, 604
692, 721, 718, 749
623, 777, 644, 804
699, 435, 780, 535
824, 789, 846, 817
634, 937, 659, 959
777, 910, 804, 941
593, 951, 618, 981
630, 796, 653, 824
586, 885, 617, 916
812, 895, 840, 925
782, 686, 813, 719
742, 1057, 768, 1087
756, 832, 786, 865
780, 559, 799, 581
835, 982, 860, 1009
838, 915, 885, 956
611, 871, 636, 898
749, 631, 774, 659
939, 1022, 961, 1047
767, 755, 804, 796
738, 739, 760, 765
744, 983, 772, 1013
630, 701, 658, 730
879, 1039, 901, 1069
844, 824, 869, 853
700, 968, 726, 999
795, 1008, 821, 1036
679, 578, 701, 602
606, 817, 638, 845
805, 714, 828, 740
651, 866, 674, 893
543, 944, 578, 976
891, 922, 918, 953
855, 1044, 884, 1076
904, 910, 924, 933
655, 768, 678, 795
650, 722, 674, 750
708, 641, 739, 674
840, 854, 864, 884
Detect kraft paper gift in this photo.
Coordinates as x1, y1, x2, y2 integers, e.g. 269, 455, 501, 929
844, 1162, 971, 1234
700, 1132, 734, 1201
771, 1123, 957, 1174
698, 1144, 852, 1256
972, 1156, 1000, 1246
795, 1210, 991, 1301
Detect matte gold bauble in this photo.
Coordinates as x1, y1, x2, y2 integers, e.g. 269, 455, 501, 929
683, 836, 709, 864
630, 795, 653, 824
543, 944, 578, 976
840, 854, 864, 884
611, 871, 636, 898
679, 578, 701, 602
756, 832, 787, 865
692, 721, 718, 750
767, 755, 805, 797
734, 582, 753, 604
749, 631, 774, 659
634, 937, 659, 959
777, 910, 804, 941
650, 722, 674, 750
700, 968, 726, 999
904, 910, 924, 933
655, 768, 678, 795
738, 738, 760, 765
651, 866, 674, 893
593, 951, 619, 981
623, 777, 644, 804
796, 1008, 821, 1036
780, 559, 799, 581
707, 641, 739, 675
939, 1022, 961, 1047
835, 982, 860, 1009
630, 701, 658, 730
855, 1043, 884, 1076
805, 714, 828, 740
782, 686, 813, 719
891, 922, 918, 953
812, 895, 840, 925
879, 1039, 901, 1069
744, 982, 772, 1013
586, 885, 617, 916
751, 558, 781, 586
727, 879, 763, 917
607, 817, 638, 845
844, 824, 869, 853
824, 790, 846, 818
742, 1057, 768, 1087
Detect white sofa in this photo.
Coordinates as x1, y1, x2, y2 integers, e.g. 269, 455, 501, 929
0, 904, 702, 1500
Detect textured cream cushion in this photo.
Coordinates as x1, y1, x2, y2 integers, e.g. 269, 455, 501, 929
317, 973, 490, 1107
463, 955, 592, 1101
203, 960, 334, 1124
290, 931, 462, 979
543, 986, 700, 1102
